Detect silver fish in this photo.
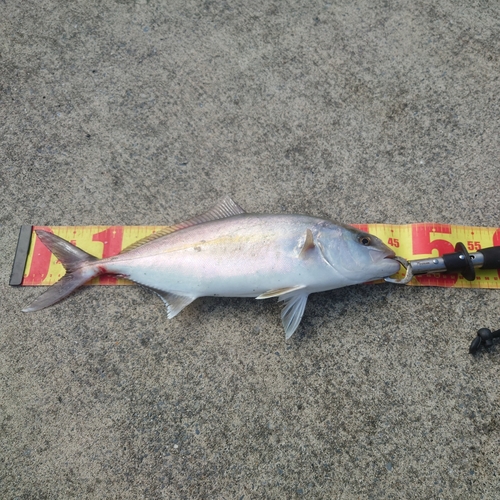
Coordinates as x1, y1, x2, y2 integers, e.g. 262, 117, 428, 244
23, 196, 400, 338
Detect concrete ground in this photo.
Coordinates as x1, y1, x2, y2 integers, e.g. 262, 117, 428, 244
1, 0, 499, 498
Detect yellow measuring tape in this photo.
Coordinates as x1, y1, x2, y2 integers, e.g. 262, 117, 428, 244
16, 223, 500, 289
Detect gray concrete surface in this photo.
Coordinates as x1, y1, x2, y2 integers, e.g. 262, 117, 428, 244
1, 0, 499, 498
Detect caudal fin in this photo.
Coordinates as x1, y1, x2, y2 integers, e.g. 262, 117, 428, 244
22, 230, 99, 312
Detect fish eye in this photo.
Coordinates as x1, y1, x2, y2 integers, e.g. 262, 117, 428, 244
359, 235, 371, 246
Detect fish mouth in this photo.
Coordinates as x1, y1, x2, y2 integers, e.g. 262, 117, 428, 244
369, 248, 396, 263
383, 253, 402, 275
368, 249, 401, 276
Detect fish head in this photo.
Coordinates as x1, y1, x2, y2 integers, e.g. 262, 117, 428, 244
316, 222, 401, 282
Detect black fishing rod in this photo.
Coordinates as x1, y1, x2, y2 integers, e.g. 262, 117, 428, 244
385, 243, 500, 354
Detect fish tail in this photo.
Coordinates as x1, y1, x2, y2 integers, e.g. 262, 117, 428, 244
22, 230, 100, 312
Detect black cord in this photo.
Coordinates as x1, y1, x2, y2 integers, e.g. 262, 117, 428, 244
469, 328, 500, 354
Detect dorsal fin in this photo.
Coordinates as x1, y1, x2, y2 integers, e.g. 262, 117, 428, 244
120, 196, 246, 253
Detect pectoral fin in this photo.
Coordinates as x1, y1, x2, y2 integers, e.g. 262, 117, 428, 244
279, 290, 309, 340
299, 229, 315, 258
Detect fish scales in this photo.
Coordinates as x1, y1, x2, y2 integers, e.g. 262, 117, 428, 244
108, 215, 351, 297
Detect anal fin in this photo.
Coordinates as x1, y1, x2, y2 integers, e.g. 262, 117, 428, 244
150, 289, 196, 319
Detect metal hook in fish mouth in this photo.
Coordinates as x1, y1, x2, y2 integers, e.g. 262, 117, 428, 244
384, 256, 413, 284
